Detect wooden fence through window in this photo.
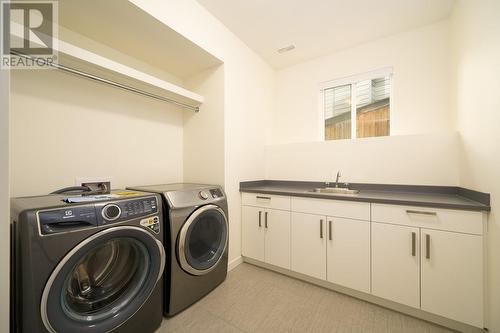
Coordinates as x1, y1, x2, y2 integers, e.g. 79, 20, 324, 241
325, 99, 390, 140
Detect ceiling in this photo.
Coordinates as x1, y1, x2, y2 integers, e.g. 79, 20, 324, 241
196, 0, 456, 69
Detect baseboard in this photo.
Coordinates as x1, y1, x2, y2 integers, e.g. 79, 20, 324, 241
242, 257, 485, 333
227, 256, 243, 271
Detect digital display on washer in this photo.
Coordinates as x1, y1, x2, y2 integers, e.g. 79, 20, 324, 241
121, 197, 158, 217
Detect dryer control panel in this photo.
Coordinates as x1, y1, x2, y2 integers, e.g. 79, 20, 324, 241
209, 188, 224, 199
165, 186, 226, 208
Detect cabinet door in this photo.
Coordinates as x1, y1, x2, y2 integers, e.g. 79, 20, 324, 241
327, 217, 370, 293
264, 209, 291, 269
372, 222, 420, 308
291, 212, 326, 280
241, 206, 265, 261
421, 229, 483, 327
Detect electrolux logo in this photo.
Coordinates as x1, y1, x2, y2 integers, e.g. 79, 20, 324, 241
1, 0, 58, 69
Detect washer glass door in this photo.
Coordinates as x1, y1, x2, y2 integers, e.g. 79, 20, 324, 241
42, 226, 164, 333
178, 204, 228, 275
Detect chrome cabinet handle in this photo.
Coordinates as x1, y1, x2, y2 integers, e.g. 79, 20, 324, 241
320, 219, 323, 239
411, 232, 416, 257
329, 220, 332, 240
258, 211, 262, 227
406, 210, 437, 216
425, 234, 431, 259
265, 212, 268, 228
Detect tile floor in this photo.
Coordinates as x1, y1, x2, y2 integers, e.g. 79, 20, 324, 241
157, 263, 453, 333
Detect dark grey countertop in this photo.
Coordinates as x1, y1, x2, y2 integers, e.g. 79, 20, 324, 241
240, 180, 490, 212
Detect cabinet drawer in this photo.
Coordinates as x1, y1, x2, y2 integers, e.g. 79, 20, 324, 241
371, 204, 484, 235
241, 193, 290, 210
291, 197, 370, 221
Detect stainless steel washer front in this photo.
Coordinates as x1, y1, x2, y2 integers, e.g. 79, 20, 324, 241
177, 204, 228, 276
40, 226, 165, 333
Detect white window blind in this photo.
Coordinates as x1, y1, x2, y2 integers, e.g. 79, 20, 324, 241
356, 77, 391, 108
324, 84, 351, 120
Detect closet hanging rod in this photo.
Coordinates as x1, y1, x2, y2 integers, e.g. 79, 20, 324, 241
10, 50, 200, 112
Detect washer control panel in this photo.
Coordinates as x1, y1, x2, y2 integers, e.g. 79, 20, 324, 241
121, 197, 157, 218
101, 204, 121, 221
98, 196, 158, 225
37, 196, 161, 235
140, 216, 160, 234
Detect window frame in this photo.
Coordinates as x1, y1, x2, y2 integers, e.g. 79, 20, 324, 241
319, 67, 394, 141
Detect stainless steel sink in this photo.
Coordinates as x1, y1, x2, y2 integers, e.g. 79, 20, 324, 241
308, 187, 360, 195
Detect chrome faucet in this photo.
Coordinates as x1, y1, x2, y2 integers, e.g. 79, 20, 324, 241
335, 171, 342, 188
325, 170, 342, 188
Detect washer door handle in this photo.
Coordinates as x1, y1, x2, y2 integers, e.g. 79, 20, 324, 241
155, 238, 166, 282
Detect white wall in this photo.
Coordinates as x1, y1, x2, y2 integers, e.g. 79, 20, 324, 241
129, 0, 275, 263
265, 133, 459, 185
0, 64, 10, 333
184, 65, 225, 186
451, 1, 500, 331
223, 53, 275, 262
10, 69, 184, 197
272, 20, 451, 144
266, 20, 457, 186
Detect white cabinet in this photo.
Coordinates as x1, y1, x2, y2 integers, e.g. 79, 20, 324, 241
289, 197, 370, 284
292, 197, 370, 220
372, 204, 483, 235
371, 203, 485, 328
241, 205, 291, 269
242, 193, 291, 210
242, 206, 265, 262
327, 217, 370, 293
242, 192, 487, 328
371, 222, 420, 308
291, 212, 326, 279
291, 213, 371, 291
421, 229, 483, 328
264, 209, 291, 269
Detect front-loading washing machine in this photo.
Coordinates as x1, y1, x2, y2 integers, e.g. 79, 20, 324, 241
127, 184, 228, 316
10, 190, 166, 333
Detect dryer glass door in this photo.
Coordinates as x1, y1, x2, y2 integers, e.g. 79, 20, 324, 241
178, 204, 228, 275
41, 226, 165, 333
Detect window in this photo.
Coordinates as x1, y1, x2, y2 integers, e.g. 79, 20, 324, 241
322, 68, 392, 140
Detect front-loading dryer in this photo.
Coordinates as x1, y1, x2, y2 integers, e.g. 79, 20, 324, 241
10, 190, 166, 333
127, 184, 228, 316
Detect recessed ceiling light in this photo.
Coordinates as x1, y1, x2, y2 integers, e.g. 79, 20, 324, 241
277, 45, 295, 54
